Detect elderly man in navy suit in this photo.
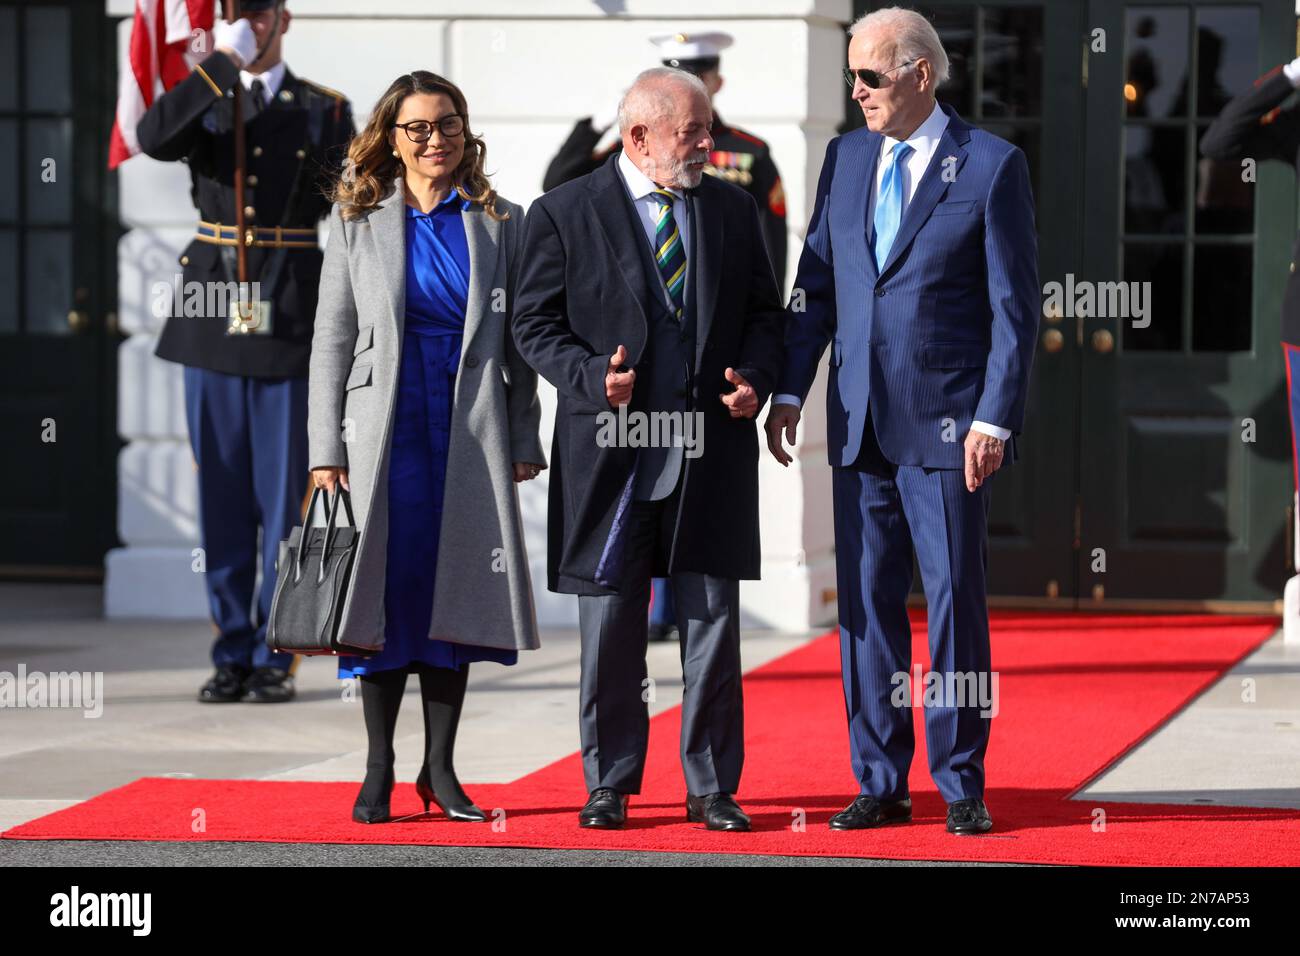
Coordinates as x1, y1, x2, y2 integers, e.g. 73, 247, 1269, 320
767, 7, 1039, 834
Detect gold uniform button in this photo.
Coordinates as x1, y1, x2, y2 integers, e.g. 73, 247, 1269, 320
1291, 261, 1296, 274
244, 205, 255, 217
180, 255, 189, 266
247, 175, 258, 187
252, 146, 263, 158
296, 149, 306, 159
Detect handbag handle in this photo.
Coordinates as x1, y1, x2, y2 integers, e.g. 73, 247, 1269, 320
317, 486, 356, 584
295, 486, 332, 582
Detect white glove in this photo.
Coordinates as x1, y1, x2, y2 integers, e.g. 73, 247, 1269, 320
214, 19, 257, 69
1283, 56, 1300, 88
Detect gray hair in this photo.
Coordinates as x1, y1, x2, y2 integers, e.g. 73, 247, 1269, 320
848, 6, 949, 87
617, 67, 710, 135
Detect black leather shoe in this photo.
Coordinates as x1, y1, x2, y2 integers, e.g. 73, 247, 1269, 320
828, 795, 913, 830
579, 788, 628, 829
686, 792, 751, 831
416, 766, 487, 822
648, 623, 679, 643
947, 797, 993, 835
241, 667, 295, 703
198, 665, 250, 703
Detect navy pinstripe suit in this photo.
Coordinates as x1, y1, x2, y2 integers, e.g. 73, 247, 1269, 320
780, 102, 1039, 803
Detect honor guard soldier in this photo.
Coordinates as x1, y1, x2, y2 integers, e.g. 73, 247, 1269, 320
136, 1, 354, 703
542, 30, 788, 290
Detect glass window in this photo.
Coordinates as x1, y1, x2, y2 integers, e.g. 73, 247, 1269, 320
1123, 241, 1184, 351
26, 119, 72, 226
981, 7, 1043, 117
0, 119, 16, 223
1192, 244, 1252, 351
1122, 5, 1258, 352
1125, 7, 1190, 119
0, 229, 16, 332
24, 7, 72, 113
25, 230, 73, 335
0, 7, 17, 112
1125, 123, 1186, 234
930, 6, 976, 118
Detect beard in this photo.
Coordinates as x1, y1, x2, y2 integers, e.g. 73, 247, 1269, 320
651, 149, 710, 189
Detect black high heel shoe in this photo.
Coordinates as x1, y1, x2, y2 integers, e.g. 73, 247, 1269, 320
352, 768, 396, 824
415, 765, 487, 822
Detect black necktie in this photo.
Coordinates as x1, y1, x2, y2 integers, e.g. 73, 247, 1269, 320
247, 79, 265, 117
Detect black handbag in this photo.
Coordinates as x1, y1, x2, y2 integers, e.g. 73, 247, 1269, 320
266, 486, 375, 657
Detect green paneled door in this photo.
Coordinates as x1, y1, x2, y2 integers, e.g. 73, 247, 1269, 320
0, 0, 119, 576
1081, 0, 1294, 604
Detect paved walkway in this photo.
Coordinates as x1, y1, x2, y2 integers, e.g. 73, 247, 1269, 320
2, 583, 1297, 865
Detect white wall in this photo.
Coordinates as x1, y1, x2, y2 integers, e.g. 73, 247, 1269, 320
104, 0, 851, 630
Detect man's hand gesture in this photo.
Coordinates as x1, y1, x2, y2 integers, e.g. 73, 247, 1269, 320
605, 344, 635, 407
719, 367, 758, 419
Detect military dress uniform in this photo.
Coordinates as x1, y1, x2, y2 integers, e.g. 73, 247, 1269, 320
136, 45, 353, 701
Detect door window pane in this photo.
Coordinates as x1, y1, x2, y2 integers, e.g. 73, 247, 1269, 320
0, 229, 16, 332
929, 6, 976, 118
1123, 241, 1184, 350
0, 119, 16, 223
25, 230, 73, 335
981, 7, 1043, 117
1192, 244, 1251, 351
1196, 6, 1261, 118
1195, 125, 1253, 234
26, 119, 72, 225
0, 8, 16, 112
1125, 123, 1186, 234
1125, 7, 1190, 119
24, 7, 72, 113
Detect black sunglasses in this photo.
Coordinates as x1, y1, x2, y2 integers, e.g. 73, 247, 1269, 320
843, 59, 916, 89
394, 114, 465, 142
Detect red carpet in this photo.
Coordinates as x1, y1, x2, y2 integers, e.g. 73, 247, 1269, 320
5, 612, 1294, 865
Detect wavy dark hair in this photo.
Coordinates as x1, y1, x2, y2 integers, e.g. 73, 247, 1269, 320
332, 71, 507, 221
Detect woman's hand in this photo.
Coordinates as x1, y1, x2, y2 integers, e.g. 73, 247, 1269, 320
312, 466, 350, 493
513, 462, 545, 483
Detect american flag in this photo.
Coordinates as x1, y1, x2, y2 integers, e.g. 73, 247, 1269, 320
108, 0, 216, 169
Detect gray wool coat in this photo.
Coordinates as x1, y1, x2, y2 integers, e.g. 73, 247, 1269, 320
307, 180, 546, 652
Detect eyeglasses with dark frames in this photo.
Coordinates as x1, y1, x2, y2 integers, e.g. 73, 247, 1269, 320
394, 114, 466, 142
842, 59, 917, 89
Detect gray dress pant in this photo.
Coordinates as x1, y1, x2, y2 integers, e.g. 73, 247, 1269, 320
577, 483, 743, 796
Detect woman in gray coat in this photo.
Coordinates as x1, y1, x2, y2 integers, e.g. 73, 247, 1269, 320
308, 71, 546, 824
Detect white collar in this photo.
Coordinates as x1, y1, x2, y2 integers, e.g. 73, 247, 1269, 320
617, 149, 684, 202
241, 62, 287, 99
880, 99, 948, 156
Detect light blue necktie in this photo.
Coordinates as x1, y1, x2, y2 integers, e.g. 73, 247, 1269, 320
873, 141, 913, 270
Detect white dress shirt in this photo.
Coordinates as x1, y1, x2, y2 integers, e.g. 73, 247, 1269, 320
240, 61, 286, 107
774, 99, 1010, 442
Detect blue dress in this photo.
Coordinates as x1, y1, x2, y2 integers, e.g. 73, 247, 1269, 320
338, 192, 519, 678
